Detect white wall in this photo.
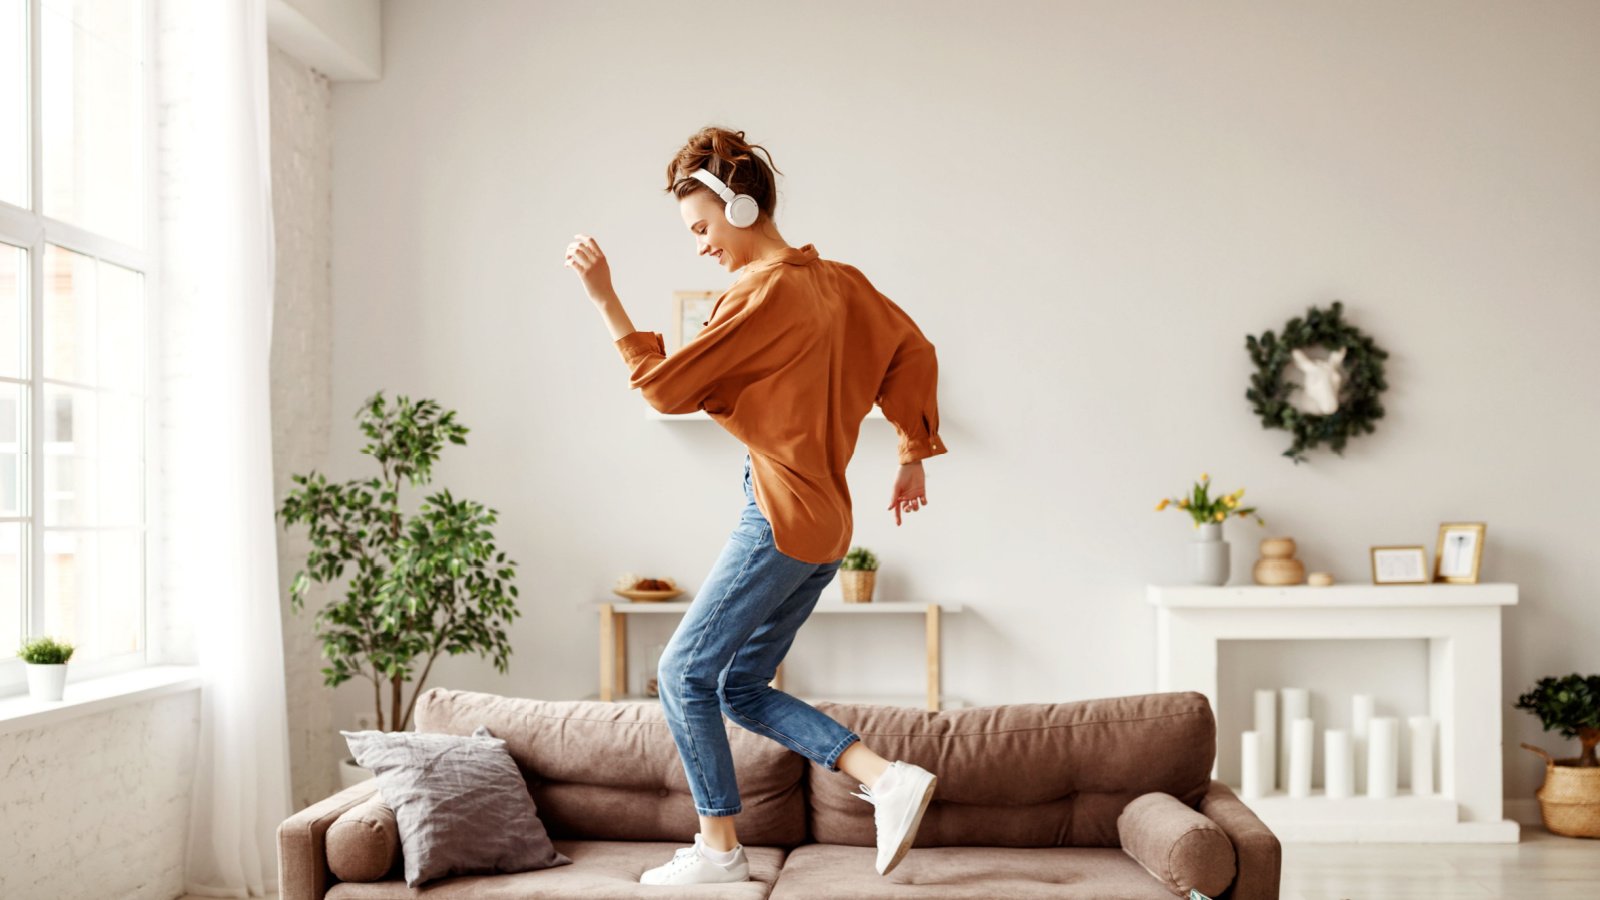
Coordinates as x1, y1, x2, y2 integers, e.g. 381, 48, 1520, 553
324, 0, 1599, 801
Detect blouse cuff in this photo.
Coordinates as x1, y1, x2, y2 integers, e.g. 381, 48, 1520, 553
615, 330, 665, 368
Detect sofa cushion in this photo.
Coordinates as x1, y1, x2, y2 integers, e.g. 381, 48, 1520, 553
769, 844, 1175, 899
325, 792, 401, 882
1117, 791, 1236, 897
342, 725, 572, 888
807, 691, 1216, 848
412, 688, 809, 846
325, 839, 786, 899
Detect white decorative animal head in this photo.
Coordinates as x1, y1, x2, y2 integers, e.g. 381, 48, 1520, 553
1290, 346, 1347, 416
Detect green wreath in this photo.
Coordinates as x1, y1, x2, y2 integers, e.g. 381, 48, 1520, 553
1245, 300, 1389, 464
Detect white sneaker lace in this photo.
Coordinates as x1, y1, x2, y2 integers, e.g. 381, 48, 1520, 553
849, 783, 878, 804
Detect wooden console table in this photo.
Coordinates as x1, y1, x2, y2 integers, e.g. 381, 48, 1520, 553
594, 600, 960, 711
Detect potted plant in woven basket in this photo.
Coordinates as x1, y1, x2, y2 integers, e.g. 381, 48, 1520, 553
839, 546, 877, 603
1516, 673, 1600, 838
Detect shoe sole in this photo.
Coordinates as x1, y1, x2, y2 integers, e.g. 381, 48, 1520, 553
879, 772, 937, 876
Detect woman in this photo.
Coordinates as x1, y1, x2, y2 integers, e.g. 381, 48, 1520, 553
564, 125, 948, 886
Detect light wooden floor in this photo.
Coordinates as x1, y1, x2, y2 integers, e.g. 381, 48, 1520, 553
193, 826, 1597, 899
1281, 826, 1600, 899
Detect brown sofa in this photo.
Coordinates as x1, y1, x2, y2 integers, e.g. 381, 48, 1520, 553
279, 688, 1280, 899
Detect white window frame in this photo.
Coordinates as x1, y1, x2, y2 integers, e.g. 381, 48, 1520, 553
0, 0, 159, 696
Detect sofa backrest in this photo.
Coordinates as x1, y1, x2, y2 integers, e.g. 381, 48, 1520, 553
412, 688, 809, 846
807, 691, 1216, 848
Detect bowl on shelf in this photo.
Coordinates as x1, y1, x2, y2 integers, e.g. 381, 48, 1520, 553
612, 587, 684, 602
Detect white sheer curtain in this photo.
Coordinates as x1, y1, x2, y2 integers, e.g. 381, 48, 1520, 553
157, 0, 291, 895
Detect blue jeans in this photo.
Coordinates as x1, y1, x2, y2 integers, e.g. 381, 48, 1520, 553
656, 453, 861, 816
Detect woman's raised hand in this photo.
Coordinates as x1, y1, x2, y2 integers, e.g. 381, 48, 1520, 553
887, 461, 928, 527
564, 233, 615, 301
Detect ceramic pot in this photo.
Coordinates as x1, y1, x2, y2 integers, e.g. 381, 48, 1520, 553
25, 663, 68, 701
1191, 522, 1230, 586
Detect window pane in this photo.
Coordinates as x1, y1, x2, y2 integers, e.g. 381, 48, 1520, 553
44, 383, 92, 526
0, 382, 21, 518
0, 0, 24, 208
42, 0, 143, 246
0, 242, 21, 376
44, 243, 95, 383
96, 258, 141, 390
0, 523, 20, 660
42, 528, 141, 662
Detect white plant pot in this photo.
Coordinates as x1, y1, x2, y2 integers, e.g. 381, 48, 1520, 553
25, 663, 68, 701
339, 756, 376, 789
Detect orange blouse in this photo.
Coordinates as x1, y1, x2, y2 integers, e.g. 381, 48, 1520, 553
614, 243, 947, 564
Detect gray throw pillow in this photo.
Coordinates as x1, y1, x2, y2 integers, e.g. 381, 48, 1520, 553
341, 724, 571, 888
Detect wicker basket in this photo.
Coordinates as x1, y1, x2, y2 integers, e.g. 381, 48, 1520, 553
840, 569, 875, 603
1523, 743, 1600, 838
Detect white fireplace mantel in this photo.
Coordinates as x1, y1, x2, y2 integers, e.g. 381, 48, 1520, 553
1148, 582, 1520, 843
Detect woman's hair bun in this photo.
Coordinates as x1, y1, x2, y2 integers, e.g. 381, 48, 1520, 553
665, 125, 783, 222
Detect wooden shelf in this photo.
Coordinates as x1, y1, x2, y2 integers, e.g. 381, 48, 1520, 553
648, 407, 887, 421
597, 601, 956, 711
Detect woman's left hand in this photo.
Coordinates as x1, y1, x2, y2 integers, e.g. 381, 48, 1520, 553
565, 233, 615, 301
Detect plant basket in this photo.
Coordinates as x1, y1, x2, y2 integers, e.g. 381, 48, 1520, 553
1523, 743, 1600, 838
840, 569, 875, 603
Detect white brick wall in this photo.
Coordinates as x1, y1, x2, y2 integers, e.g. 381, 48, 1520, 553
267, 41, 338, 814
0, 694, 199, 900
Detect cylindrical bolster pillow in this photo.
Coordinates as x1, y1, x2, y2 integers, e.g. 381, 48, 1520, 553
326, 792, 401, 882
1117, 791, 1236, 898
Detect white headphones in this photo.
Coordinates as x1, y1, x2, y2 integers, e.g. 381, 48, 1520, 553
690, 167, 760, 228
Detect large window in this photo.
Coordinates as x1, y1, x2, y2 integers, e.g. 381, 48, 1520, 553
1, 0, 149, 687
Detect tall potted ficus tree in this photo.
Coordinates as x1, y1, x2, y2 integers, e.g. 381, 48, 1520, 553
278, 392, 521, 786
1516, 673, 1600, 838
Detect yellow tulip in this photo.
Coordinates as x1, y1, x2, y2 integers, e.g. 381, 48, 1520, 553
1224, 496, 1236, 508
1155, 498, 1171, 511
1235, 487, 1246, 499
1201, 472, 1210, 481
1179, 498, 1189, 509
1215, 511, 1225, 521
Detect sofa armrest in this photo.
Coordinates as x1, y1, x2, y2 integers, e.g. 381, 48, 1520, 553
1118, 791, 1235, 898
1197, 780, 1281, 900
278, 779, 382, 900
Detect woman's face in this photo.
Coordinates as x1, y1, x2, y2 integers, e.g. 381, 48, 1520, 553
680, 189, 756, 272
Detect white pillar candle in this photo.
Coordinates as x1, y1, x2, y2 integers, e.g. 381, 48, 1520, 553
1288, 717, 1314, 799
1409, 715, 1436, 796
1253, 689, 1277, 795
1280, 688, 1309, 791
1351, 693, 1374, 794
1240, 730, 1263, 799
1324, 728, 1353, 799
1367, 716, 1399, 798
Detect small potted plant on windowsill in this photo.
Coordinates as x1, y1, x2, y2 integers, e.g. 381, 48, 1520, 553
840, 546, 877, 603
18, 636, 75, 702
1516, 673, 1600, 838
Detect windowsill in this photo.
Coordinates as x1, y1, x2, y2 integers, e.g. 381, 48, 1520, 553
0, 665, 205, 736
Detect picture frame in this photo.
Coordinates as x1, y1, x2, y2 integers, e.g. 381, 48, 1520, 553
671, 290, 717, 352
1370, 545, 1429, 585
1433, 522, 1486, 584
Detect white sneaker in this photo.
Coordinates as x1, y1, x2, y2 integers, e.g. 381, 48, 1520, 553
849, 760, 938, 875
638, 832, 750, 885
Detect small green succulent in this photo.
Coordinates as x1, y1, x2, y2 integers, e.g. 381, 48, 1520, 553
841, 546, 878, 572
18, 636, 75, 665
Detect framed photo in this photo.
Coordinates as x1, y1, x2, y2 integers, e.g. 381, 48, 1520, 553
671, 290, 717, 352
1433, 522, 1486, 584
1371, 545, 1429, 585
